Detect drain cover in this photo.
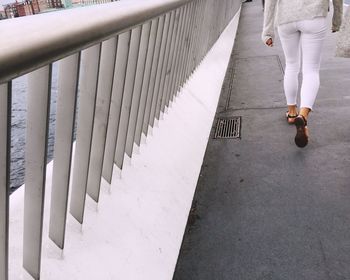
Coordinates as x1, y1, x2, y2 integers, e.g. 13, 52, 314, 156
214, 117, 241, 139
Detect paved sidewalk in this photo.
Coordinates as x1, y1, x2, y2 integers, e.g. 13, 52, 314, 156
174, 1, 350, 279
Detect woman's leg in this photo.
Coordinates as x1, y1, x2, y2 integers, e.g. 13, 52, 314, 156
299, 17, 327, 117
278, 22, 301, 116
292, 18, 327, 147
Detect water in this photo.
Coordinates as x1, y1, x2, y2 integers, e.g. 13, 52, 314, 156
10, 63, 59, 192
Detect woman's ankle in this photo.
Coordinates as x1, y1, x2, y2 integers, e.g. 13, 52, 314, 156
288, 105, 298, 116
299, 107, 311, 120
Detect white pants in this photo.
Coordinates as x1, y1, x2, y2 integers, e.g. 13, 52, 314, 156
278, 17, 327, 110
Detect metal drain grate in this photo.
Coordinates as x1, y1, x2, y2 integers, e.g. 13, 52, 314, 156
214, 117, 241, 139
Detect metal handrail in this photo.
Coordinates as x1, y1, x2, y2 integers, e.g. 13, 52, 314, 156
0, 0, 191, 83
0, 0, 239, 278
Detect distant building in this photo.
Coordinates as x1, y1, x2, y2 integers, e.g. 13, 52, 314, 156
1, 0, 114, 18
3, 0, 63, 18
4, 0, 41, 18
0, 5, 6, 19
47, 0, 63, 8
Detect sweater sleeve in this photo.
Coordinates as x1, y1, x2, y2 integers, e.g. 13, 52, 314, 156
332, 0, 343, 32
262, 0, 278, 44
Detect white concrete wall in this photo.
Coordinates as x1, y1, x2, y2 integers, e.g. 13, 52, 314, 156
9, 7, 241, 280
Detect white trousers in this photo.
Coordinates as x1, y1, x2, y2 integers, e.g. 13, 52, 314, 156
278, 17, 327, 110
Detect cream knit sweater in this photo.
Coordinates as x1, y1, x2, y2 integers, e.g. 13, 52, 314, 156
262, 0, 343, 43
336, 6, 350, 57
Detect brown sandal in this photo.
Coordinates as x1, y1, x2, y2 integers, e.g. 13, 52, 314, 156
294, 115, 309, 148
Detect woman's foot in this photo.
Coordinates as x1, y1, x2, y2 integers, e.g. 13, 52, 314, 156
285, 112, 298, 124
286, 105, 298, 124
294, 115, 309, 148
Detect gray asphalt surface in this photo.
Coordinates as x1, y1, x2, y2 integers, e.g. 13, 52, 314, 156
174, 1, 350, 279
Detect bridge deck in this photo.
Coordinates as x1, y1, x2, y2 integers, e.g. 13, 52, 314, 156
174, 1, 350, 279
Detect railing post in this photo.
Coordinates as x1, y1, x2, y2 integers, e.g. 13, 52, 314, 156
102, 31, 131, 184
185, 0, 198, 77
178, 2, 194, 91
0, 82, 11, 280
208, 0, 217, 48
191, 0, 206, 72
49, 53, 80, 249
69, 44, 101, 224
163, 7, 182, 109
133, 18, 159, 147
155, 10, 176, 119
199, 0, 211, 63
184, 0, 200, 80
114, 26, 142, 170
87, 37, 118, 202
125, 22, 152, 158
169, 4, 189, 102
23, 65, 52, 279
148, 12, 171, 128
142, 15, 165, 136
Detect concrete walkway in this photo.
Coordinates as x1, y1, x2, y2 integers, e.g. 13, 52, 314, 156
174, 1, 350, 279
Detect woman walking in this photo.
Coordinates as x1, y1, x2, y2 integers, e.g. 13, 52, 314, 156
262, 0, 343, 148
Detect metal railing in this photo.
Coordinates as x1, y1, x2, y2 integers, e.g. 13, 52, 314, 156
0, 0, 239, 278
